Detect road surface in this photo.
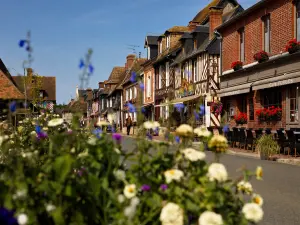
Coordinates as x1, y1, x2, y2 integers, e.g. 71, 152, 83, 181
121, 136, 300, 225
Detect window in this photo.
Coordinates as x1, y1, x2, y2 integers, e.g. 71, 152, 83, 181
296, 1, 300, 41
126, 89, 129, 101
110, 98, 112, 107
165, 105, 169, 119
107, 100, 109, 108
262, 88, 282, 108
193, 60, 198, 82
166, 35, 170, 48
147, 47, 150, 59
249, 97, 254, 120
159, 66, 162, 88
166, 62, 169, 87
239, 28, 245, 62
263, 15, 271, 53
241, 97, 247, 113
159, 41, 163, 54
129, 88, 132, 99
194, 39, 197, 50
134, 86, 137, 98
289, 86, 299, 122
102, 99, 104, 109
147, 74, 151, 97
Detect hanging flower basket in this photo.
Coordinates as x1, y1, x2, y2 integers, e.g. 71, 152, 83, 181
285, 39, 300, 54
231, 61, 243, 71
253, 51, 269, 63
234, 112, 247, 125
211, 101, 223, 117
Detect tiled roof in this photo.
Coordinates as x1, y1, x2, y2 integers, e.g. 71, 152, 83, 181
0, 70, 24, 99
192, 0, 220, 24
106, 67, 126, 84
68, 100, 87, 113
166, 26, 190, 33
12, 76, 56, 101
154, 42, 182, 64
119, 58, 147, 87
190, 25, 209, 34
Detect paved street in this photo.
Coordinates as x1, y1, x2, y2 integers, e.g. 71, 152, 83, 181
121, 136, 300, 225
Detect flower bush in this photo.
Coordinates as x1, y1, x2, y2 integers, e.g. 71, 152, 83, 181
210, 101, 223, 117
256, 106, 282, 121
253, 51, 269, 63
285, 39, 300, 54
234, 112, 247, 125
231, 61, 243, 71
0, 111, 265, 224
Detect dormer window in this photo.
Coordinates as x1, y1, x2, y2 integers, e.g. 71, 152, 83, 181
147, 47, 150, 60
166, 35, 170, 48
194, 39, 197, 50
159, 41, 163, 54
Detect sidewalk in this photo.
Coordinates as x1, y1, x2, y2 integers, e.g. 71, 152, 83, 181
122, 133, 300, 166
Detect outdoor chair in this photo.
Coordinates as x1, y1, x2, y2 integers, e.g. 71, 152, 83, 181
255, 129, 263, 140
265, 128, 272, 135
245, 129, 256, 151
232, 127, 239, 147
285, 130, 296, 156
225, 130, 233, 145
218, 127, 223, 135
238, 129, 247, 149
277, 129, 289, 154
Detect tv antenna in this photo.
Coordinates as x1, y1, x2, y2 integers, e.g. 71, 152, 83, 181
126, 44, 140, 55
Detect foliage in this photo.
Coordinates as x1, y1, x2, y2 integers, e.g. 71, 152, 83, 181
255, 135, 280, 158
255, 106, 282, 121
285, 39, 300, 54
231, 61, 243, 71
234, 112, 247, 125
253, 51, 269, 63
0, 112, 265, 224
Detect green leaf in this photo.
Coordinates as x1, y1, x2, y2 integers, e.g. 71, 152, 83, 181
52, 206, 65, 225
65, 184, 72, 197
53, 155, 73, 182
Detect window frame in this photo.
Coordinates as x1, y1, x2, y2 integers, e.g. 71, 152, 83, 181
166, 35, 170, 49
296, 1, 300, 41
239, 28, 245, 62
159, 41, 163, 54
166, 62, 169, 87
262, 15, 271, 53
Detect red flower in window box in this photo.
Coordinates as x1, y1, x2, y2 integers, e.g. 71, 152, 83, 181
234, 112, 247, 125
253, 51, 269, 63
256, 106, 282, 121
231, 61, 243, 71
285, 39, 300, 54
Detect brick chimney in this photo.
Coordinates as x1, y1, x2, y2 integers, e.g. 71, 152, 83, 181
188, 21, 199, 32
209, 6, 223, 40
26, 68, 33, 77
125, 54, 136, 70
98, 82, 104, 89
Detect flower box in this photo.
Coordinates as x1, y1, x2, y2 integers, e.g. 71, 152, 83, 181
231, 61, 243, 71
256, 106, 282, 121
234, 112, 247, 125
253, 51, 269, 63
285, 39, 300, 54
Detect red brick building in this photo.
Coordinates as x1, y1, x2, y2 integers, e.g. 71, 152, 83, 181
217, 0, 300, 129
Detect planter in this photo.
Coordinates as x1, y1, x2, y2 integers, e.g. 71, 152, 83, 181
288, 47, 299, 54
286, 39, 300, 54
254, 51, 269, 63
233, 65, 242, 71
231, 61, 243, 71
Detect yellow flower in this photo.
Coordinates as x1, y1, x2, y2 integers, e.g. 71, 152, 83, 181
124, 184, 137, 199
237, 181, 253, 194
17, 126, 24, 133
208, 135, 228, 153
176, 124, 193, 137
256, 166, 263, 180
252, 194, 264, 206
164, 169, 184, 183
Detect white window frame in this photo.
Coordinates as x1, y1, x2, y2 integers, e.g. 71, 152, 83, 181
134, 86, 137, 98
297, 1, 300, 41
130, 88, 133, 100
193, 60, 197, 82
147, 74, 151, 97
263, 15, 270, 53
147, 47, 150, 59
159, 41, 163, 54
159, 66, 162, 89
239, 28, 245, 62
166, 62, 169, 87
166, 35, 170, 48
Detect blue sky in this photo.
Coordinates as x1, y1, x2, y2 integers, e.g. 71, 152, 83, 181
0, 0, 255, 104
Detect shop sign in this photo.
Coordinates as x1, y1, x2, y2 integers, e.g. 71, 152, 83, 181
268, 79, 294, 88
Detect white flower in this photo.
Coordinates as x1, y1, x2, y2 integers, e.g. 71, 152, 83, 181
97, 120, 110, 126
45, 203, 56, 212
30, 131, 36, 136
130, 197, 140, 207
198, 211, 223, 225
13, 190, 27, 200
182, 148, 206, 161
0, 136, 4, 146
87, 137, 97, 145
114, 148, 121, 154
153, 121, 160, 128
237, 181, 253, 194
164, 169, 184, 183
176, 124, 193, 137
43, 127, 48, 131
17, 213, 28, 225
143, 121, 153, 129
160, 202, 184, 225
48, 118, 64, 127
70, 147, 76, 153
194, 127, 212, 137
124, 184, 137, 199
124, 205, 136, 219
207, 163, 228, 182
114, 170, 126, 181
242, 203, 264, 223
77, 150, 89, 158
252, 194, 264, 206
118, 194, 125, 203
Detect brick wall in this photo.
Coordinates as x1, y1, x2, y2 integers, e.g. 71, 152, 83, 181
221, 0, 295, 71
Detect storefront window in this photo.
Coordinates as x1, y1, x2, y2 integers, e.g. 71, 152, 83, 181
249, 98, 254, 120
289, 87, 298, 122
261, 88, 282, 108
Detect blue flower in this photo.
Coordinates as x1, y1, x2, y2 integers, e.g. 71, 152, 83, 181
19, 40, 26, 48
223, 125, 230, 134
174, 103, 185, 112
88, 64, 94, 74
93, 128, 102, 138
0, 207, 18, 225
139, 82, 144, 90
26, 46, 31, 52
194, 110, 200, 121
35, 125, 42, 134
199, 105, 205, 116
146, 132, 153, 140
130, 72, 137, 83
79, 59, 85, 69
9, 101, 16, 113
175, 136, 180, 143
127, 103, 136, 113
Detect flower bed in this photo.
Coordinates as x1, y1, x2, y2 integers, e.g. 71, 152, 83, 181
256, 106, 282, 121
231, 61, 243, 71
285, 39, 300, 54
253, 51, 269, 63
0, 112, 264, 224
234, 112, 247, 125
